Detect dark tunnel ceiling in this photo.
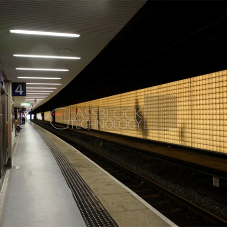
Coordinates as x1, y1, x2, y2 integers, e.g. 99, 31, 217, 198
33, 1, 227, 113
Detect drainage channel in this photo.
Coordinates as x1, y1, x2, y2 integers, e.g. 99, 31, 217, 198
36, 128, 118, 227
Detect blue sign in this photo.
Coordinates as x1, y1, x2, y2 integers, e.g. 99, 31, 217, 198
12, 83, 26, 96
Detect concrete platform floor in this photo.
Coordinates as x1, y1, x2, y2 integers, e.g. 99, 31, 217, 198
1, 122, 177, 227
31, 122, 177, 227
1, 122, 86, 227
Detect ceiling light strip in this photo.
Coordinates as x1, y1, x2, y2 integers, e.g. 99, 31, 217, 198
26, 95, 48, 97
26, 87, 57, 89
17, 77, 61, 79
26, 93, 51, 94
14, 54, 80, 60
27, 90, 53, 92
10, 30, 80, 37
26, 83, 61, 85
26, 96, 47, 98
25, 99, 44, 100
16, 68, 68, 71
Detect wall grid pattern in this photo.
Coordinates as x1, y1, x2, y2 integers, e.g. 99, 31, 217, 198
43, 70, 227, 153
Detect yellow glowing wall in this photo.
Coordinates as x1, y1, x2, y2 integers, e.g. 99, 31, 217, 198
55, 70, 227, 153
37, 113, 42, 120
44, 111, 53, 122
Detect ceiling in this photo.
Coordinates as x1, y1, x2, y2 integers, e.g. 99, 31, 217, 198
0, 0, 146, 110
34, 1, 227, 113
1, 1, 227, 114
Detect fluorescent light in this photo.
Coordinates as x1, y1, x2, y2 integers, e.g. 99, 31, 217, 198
26, 95, 47, 96
14, 54, 80, 60
26, 100, 46, 101
26, 83, 61, 85
25, 99, 44, 101
25, 97, 47, 98
17, 77, 61, 79
10, 30, 80, 37
26, 94, 48, 96
27, 93, 50, 95
27, 90, 53, 92
16, 68, 68, 71
26, 87, 57, 89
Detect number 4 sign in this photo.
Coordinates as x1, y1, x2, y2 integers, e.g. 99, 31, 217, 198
12, 83, 26, 96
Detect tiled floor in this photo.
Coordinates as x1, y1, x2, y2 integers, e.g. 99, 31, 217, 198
32, 122, 177, 227
1, 121, 177, 227
1, 122, 86, 227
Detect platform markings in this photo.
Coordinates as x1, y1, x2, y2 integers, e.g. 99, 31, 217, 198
34, 124, 178, 227
74, 148, 178, 227
33, 124, 118, 227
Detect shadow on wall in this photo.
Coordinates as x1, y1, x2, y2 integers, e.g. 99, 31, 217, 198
97, 108, 100, 130
179, 123, 188, 144
135, 99, 148, 138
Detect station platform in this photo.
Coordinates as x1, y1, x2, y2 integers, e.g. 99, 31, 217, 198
0, 121, 176, 227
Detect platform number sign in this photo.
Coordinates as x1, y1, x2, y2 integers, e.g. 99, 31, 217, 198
12, 82, 26, 96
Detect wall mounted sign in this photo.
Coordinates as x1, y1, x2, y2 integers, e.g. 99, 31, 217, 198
20, 102, 30, 106
12, 82, 26, 96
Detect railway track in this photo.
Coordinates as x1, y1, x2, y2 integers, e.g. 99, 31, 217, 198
61, 137, 227, 227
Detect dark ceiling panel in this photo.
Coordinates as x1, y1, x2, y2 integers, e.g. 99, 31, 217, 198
33, 1, 227, 113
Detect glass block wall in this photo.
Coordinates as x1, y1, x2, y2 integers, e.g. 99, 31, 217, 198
37, 113, 42, 120
47, 69, 227, 153
44, 111, 52, 122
